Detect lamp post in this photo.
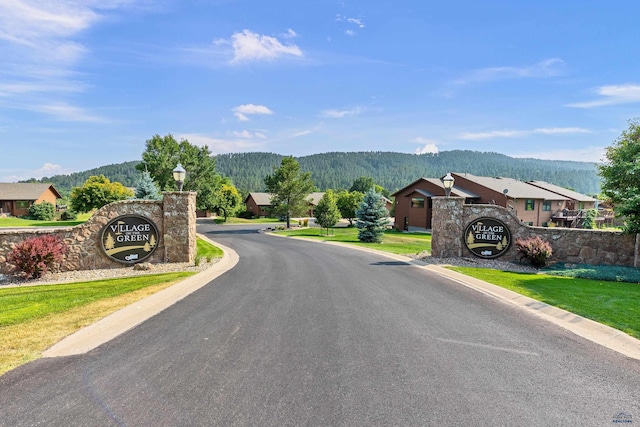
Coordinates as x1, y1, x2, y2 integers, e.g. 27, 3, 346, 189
172, 163, 186, 192
442, 173, 454, 198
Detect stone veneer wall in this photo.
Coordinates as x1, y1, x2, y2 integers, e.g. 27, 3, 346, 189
0, 192, 197, 274
432, 197, 637, 267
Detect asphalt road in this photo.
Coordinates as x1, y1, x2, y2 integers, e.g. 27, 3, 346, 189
1, 222, 639, 426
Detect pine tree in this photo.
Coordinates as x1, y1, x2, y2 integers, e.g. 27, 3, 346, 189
355, 190, 389, 243
314, 190, 341, 235
135, 170, 162, 200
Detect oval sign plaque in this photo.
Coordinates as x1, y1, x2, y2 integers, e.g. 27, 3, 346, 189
464, 217, 511, 259
101, 215, 160, 264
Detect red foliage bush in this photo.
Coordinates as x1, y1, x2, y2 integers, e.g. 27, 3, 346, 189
515, 236, 552, 268
6, 235, 67, 279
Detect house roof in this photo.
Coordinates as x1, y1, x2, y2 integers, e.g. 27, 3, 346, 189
452, 173, 568, 200
527, 180, 596, 202
0, 183, 62, 200
245, 192, 272, 206
245, 192, 326, 206
391, 177, 479, 199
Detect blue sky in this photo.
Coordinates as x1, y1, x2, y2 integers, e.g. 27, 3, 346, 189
2, 0, 640, 182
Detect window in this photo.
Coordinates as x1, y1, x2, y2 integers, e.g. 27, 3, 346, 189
525, 199, 535, 211
542, 201, 552, 211
16, 201, 29, 209
411, 197, 425, 208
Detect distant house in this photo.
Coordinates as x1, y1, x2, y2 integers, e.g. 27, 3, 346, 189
392, 177, 478, 231
392, 173, 582, 231
0, 183, 62, 217
526, 180, 602, 227
244, 192, 325, 218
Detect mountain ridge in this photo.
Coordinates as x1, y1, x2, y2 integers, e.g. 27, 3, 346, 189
21, 150, 600, 196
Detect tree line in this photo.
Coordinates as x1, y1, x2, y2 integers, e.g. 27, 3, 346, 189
27, 150, 601, 197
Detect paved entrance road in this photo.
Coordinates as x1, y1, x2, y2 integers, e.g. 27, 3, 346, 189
1, 223, 639, 426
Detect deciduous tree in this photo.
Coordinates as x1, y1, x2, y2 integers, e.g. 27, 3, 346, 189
264, 156, 315, 228
314, 190, 341, 235
70, 175, 133, 213
598, 118, 640, 233
336, 190, 364, 226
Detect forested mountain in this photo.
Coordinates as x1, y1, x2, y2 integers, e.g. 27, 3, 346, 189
22, 151, 601, 196
216, 151, 601, 195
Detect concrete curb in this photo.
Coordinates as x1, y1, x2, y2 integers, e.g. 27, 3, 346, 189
43, 234, 239, 357
268, 232, 640, 361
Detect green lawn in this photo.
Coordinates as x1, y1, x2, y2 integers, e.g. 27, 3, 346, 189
0, 272, 195, 327
447, 266, 640, 339
196, 237, 224, 262
0, 212, 92, 227
276, 227, 431, 255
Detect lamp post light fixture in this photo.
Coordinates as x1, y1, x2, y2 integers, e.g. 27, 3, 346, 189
442, 172, 455, 198
172, 163, 186, 192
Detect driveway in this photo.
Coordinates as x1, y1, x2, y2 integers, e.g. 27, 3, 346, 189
0, 223, 638, 426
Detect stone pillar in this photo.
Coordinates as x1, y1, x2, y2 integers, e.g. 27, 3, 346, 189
162, 192, 197, 264
431, 196, 465, 258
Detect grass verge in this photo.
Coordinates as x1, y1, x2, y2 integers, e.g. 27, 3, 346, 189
447, 266, 640, 339
0, 212, 92, 227
0, 272, 195, 376
275, 227, 431, 255
196, 237, 224, 264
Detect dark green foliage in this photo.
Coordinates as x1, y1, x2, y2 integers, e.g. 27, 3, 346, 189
21, 150, 601, 198
582, 209, 597, 229
349, 176, 375, 193
515, 236, 553, 268
135, 170, 162, 200
7, 235, 67, 279
264, 156, 315, 228
216, 151, 600, 195
542, 263, 640, 283
355, 190, 389, 243
598, 118, 640, 233
28, 202, 55, 221
59, 210, 78, 221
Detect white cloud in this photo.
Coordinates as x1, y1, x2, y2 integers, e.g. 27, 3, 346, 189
232, 104, 274, 121
320, 106, 362, 118
412, 137, 439, 155
0, 162, 73, 182
454, 58, 565, 85
0, 1, 141, 119
567, 84, 640, 108
177, 133, 266, 154
30, 102, 107, 122
458, 127, 590, 140
336, 15, 366, 36
512, 146, 606, 163
228, 130, 267, 139
228, 29, 303, 64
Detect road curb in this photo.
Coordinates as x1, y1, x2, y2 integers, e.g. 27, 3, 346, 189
267, 232, 640, 361
43, 235, 239, 357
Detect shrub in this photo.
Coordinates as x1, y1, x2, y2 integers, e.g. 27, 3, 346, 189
28, 201, 55, 221
60, 209, 78, 221
515, 236, 552, 268
6, 235, 67, 279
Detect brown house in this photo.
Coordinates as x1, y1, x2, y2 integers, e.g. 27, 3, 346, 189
392, 178, 477, 231
527, 180, 600, 227
244, 192, 325, 218
0, 183, 62, 217
393, 173, 575, 231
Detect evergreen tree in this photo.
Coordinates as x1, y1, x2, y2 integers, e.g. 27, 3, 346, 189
135, 170, 162, 200
314, 190, 341, 235
355, 190, 389, 243
264, 156, 315, 228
